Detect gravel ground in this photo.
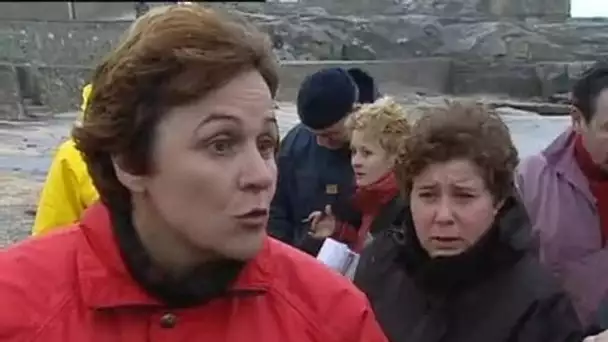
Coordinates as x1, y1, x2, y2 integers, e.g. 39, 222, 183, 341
0, 101, 570, 248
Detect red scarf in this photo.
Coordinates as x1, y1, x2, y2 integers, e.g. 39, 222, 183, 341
574, 134, 608, 243
334, 172, 399, 252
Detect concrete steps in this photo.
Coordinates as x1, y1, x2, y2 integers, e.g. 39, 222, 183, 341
22, 99, 53, 120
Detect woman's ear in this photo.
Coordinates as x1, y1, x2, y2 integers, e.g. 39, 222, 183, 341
111, 155, 147, 193
493, 198, 506, 216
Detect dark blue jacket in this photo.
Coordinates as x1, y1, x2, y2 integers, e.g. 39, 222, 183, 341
269, 68, 379, 246
268, 124, 356, 245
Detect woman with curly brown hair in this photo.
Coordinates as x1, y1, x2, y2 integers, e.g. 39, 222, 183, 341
354, 102, 584, 342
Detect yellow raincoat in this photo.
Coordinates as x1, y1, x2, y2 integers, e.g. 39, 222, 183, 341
31, 84, 99, 236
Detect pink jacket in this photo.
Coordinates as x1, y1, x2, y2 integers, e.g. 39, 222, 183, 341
517, 128, 606, 326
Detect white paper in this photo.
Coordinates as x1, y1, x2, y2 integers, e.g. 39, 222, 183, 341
316, 238, 360, 280
343, 253, 361, 280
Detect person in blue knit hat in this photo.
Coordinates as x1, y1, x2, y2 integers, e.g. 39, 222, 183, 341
268, 67, 380, 247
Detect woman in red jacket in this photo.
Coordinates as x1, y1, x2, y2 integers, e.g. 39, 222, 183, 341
308, 97, 411, 253
0, 5, 386, 342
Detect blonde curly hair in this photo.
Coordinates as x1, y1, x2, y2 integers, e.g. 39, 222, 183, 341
345, 96, 412, 158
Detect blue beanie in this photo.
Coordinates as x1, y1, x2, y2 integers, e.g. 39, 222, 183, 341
346, 68, 380, 104
296, 68, 359, 130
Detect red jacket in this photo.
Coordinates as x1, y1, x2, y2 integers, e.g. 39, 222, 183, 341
0, 204, 387, 342
334, 172, 399, 252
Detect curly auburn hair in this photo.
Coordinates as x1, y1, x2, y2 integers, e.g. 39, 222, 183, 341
395, 102, 519, 202
72, 5, 279, 206
346, 96, 412, 158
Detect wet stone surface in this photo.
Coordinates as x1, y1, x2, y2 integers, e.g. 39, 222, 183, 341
0, 103, 570, 248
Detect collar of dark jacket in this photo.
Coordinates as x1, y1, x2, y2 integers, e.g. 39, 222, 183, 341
76, 203, 270, 310
395, 193, 532, 295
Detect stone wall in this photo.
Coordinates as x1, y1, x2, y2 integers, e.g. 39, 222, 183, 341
0, 57, 594, 120
0, 0, 604, 120
0, 64, 24, 120
277, 59, 453, 100
0, 2, 135, 21
0, 20, 129, 66
0, 20, 128, 119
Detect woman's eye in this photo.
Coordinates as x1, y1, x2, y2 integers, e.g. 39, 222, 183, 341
258, 139, 276, 158
455, 193, 475, 199
418, 192, 434, 199
361, 149, 372, 157
209, 139, 235, 155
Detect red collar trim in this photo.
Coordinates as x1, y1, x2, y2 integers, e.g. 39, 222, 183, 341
574, 134, 608, 182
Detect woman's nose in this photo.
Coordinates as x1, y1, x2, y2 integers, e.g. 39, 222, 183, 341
351, 153, 363, 167
435, 198, 455, 223
239, 147, 275, 191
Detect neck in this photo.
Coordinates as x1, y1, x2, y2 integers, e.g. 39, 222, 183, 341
109, 198, 247, 308
131, 196, 215, 277
359, 171, 395, 189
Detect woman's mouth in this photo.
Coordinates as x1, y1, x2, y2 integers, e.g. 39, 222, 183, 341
234, 209, 269, 228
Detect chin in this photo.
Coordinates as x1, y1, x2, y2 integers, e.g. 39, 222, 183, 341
356, 178, 371, 187
326, 145, 344, 151
221, 233, 266, 261
429, 248, 466, 258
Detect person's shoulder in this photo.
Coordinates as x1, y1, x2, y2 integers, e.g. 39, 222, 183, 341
508, 254, 566, 299
53, 139, 85, 167
516, 153, 555, 198
355, 229, 403, 283
278, 124, 315, 159
503, 255, 584, 338
518, 153, 551, 178
0, 228, 82, 338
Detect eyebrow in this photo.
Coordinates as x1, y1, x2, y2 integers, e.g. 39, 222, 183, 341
196, 112, 277, 129
415, 181, 477, 190
415, 184, 436, 190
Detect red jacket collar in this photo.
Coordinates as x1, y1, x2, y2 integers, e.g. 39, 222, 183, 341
574, 133, 608, 182
76, 203, 272, 309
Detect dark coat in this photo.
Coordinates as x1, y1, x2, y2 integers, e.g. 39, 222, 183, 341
354, 195, 586, 342
268, 68, 380, 247
268, 124, 356, 246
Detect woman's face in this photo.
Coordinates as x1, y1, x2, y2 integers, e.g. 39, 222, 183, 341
410, 159, 501, 258
350, 129, 394, 186
120, 70, 277, 263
